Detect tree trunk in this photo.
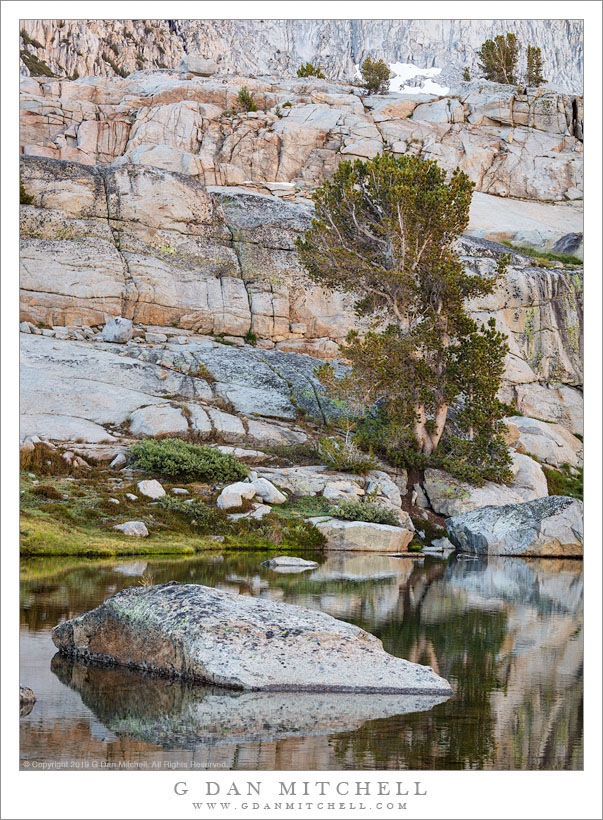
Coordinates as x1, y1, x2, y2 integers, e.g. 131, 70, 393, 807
414, 403, 448, 456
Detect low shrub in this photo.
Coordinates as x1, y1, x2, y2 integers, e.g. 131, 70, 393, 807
318, 436, 378, 474
278, 494, 333, 518
234, 513, 327, 548
237, 86, 257, 112
20, 444, 75, 476
32, 484, 63, 500
20, 180, 34, 205
330, 499, 400, 526
159, 496, 228, 531
542, 463, 583, 500
130, 439, 248, 482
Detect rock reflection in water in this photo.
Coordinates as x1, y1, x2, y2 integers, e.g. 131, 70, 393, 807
51, 654, 449, 748
20, 551, 583, 770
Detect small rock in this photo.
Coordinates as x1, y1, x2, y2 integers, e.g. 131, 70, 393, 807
137, 479, 166, 499
171, 488, 189, 495
262, 556, 319, 571
113, 521, 149, 537
20, 684, 36, 703
20, 321, 31, 334
145, 332, 167, 343
248, 503, 272, 520
413, 482, 431, 509
251, 477, 287, 504
108, 497, 120, 505
102, 317, 133, 344
20, 440, 35, 453
110, 453, 127, 469
125, 493, 138, 501
217, 481, 257, 510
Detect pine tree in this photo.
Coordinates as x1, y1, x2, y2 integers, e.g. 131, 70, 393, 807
296, 154, 512, 481
297, 62, 325, 79
526, 45, 546, 87
477, 33, 519, 84
360, 57, 391, 94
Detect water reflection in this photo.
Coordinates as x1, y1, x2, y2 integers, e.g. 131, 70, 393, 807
51, 654, 448, 748
20, 551, 583, 770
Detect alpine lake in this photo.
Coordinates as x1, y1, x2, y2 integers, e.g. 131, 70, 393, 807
20, 549, 583, 771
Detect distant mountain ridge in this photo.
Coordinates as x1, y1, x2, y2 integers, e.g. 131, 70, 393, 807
20, 18, 583, 93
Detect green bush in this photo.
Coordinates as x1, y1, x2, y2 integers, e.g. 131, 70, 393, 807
318, 436, 378, 474
234, 513, 327, 548
297, 62, 325, 79
237, 86, 257, 112
331, 499, 400, 526
542, 463, 583, 500
159, 496, 227, 531
130, 439, 248, 482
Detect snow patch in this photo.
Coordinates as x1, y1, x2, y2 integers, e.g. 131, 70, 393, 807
353, 61, 449, 95
389, 62, 449, 95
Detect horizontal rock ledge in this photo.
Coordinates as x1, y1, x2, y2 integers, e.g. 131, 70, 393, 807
52, 582, 452, 695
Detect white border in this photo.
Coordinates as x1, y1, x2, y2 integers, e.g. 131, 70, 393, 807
2, 2, 601, 819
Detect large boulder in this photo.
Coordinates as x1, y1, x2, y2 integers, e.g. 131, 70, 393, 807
102, 317, 133, 344
307, 517, 413, 552
51, 582, 452, 694
506, 415, 583, 467
113, 521, 149, 537
128, 404, 189, 436
423, 469, 524, 517
216, 481, 257, 509
423, 452, 547, 517
180, 55, 218, 76
446, 496, 583, 557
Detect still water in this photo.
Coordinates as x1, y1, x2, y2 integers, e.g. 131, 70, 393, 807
20, 551, 583, 770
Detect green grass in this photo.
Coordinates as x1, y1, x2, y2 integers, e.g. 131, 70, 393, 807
19, 472, 326, 556
501, 241, 582, 267
277, 494, 333, 518
542, 463, 583, 500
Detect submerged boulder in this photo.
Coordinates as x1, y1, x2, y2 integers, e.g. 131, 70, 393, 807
51, 582, 452, 694
446, 496, 583, 557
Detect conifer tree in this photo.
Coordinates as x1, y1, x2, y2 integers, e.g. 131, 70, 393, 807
526, 45, 546, 87
296, 153, 512, 481
477, 33, 519, 84
360, 57, 391, 94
